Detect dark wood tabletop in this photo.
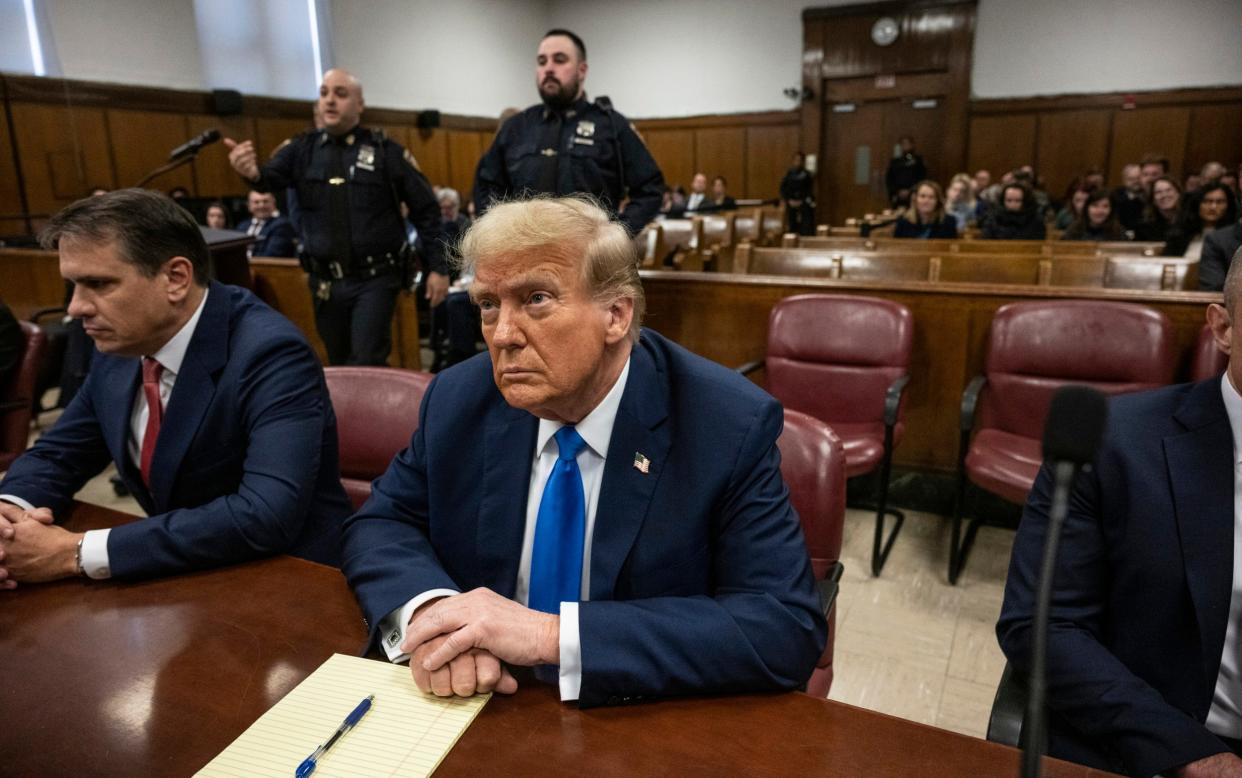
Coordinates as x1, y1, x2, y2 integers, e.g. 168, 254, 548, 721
0, 503, 1111, 777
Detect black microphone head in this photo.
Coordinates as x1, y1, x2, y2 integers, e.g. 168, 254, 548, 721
1042, 385, 1108, 464
201, 128, 221, 143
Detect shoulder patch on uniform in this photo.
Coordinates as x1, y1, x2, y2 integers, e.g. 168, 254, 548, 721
404, 148, 422, 172
629, 122, 650, 147
272, 137, 293, 155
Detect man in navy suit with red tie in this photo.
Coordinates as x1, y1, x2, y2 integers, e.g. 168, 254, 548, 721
340, 196, 825, 706
0, 189, 349, 587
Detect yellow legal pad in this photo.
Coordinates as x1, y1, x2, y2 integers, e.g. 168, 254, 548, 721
196, 653, 490, 777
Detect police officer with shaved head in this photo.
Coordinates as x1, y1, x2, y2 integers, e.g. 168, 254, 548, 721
225, 68, 447, 366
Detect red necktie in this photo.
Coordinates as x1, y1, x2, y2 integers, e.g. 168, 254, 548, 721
139, 357, 164, 488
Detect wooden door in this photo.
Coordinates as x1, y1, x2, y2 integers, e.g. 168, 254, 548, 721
822, 97, 946, 226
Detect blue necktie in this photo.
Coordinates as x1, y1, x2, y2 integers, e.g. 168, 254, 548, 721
529, 426, 587, 615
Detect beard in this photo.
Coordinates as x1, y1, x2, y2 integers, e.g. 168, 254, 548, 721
539, 74, 580, 111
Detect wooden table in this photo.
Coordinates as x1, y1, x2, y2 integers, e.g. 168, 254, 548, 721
0, 504, 1110, 776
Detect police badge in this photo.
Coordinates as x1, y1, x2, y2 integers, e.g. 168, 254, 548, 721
356, 144, 376, 171
575, 120, 595, 138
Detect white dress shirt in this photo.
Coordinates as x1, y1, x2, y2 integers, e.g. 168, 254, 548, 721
379, 357, 632, 702
686, 192, 705, 211
1207, 372, 1242, 738
2, 289, 209, 580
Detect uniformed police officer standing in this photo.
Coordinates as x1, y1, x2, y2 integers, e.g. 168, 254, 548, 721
473, 29, 665, 235
780, 152, 816, 236
224, 68, 448, 366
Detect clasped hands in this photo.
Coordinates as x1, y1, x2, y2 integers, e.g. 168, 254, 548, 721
0, 502, 79, 588
400, 588, 560, 698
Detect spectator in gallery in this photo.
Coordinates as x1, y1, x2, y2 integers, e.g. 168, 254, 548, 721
204, 201, 230, 230
1185, 173, 1204, 193
437, 187, 470, 251
1138, 154, 1168, 194
972, 169, 991, 200
685, 173, 710, 213
1061, 190, 1125, 241
981, 182, 1046, 240
885, 135, 926, 206
945, 173, 983, 231
1201, 161, 1227, 183
1013, 166, 1051, 217
1110, 163, 1147, 232
707, 175, 737, 212
893, 180, 958, 239
168, 186, 190, 201
1135, 176, 1182, 243
1082, 169, 1106, 193
1220, 171, 1239, 203
1163, 182, 1236, 259
1055, 186, 1092, 231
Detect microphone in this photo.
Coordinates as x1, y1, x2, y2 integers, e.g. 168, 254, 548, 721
168, 129, 221, 162
1022, 385, 1107, 778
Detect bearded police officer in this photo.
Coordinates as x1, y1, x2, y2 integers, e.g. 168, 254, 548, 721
473, 29, 664, 235
225, 69, 448, 366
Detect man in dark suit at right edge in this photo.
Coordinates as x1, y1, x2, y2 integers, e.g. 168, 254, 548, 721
999, 246, 1242, 777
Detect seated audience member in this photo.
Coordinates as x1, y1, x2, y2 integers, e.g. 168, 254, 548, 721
1165, 183, 1237, 260
658, 187, 675, 216
1083, 169, 1106, 193
1136, 176, 1183, 243
973, 169, 992, 200
1139, 153, 1168, 194
1186, 173, 1205, 193
999, 252, 1242, 776
894, 180, 958, 239
981, 182, 1046, 240
1061, 190, 1126, 241
1055, 186, 1091, 231
1110, 163, 1147, 232
707, 175, 737, 212
204, 201, 230, 230
1015, 166, 1052, 216
0, 300, 20, 389
236, 190, 296, 258
437, 187, 470, 251
1202, 161, 1227, 183
0, 189, 350, 588
945, 173, 984, 231
168, 186, 190, 202
684, 173, 709, 213
341, 196, 825, 704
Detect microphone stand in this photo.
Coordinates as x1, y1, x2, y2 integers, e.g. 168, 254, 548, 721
1022, 459, 1077, 778
134, 153, 197, 188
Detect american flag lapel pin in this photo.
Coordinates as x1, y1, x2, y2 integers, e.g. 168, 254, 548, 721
633, 452, 651, 474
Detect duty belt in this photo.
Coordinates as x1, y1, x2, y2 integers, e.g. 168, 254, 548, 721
313, 249, 402, 281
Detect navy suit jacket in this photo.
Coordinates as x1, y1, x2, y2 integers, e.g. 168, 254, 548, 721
341, 329, 826, 707
998, 379, 1235, 776
0, 282, 350, 576
237, 215, 297, 257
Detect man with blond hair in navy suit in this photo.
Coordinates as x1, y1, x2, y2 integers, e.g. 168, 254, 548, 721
341, 195, 824, 706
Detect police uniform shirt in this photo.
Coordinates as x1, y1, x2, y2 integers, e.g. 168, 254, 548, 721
251, 126, 447, 277
473, 96, 665, 235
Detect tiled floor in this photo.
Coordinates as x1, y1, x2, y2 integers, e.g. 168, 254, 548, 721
18, 408, 1015, 741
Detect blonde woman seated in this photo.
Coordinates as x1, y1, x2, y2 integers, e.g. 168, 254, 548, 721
894, 180, 959, 239
945, 173, 983, 232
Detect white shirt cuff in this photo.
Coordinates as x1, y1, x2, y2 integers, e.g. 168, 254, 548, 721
80, 529, 112, 579
378, 588, 459, 662
558, 601, 582, 702
0, 494, 35, 511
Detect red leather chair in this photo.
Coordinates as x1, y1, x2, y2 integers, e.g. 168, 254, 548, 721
323, 367, 433, 510
777, 409, 846, 697
951, 300, 1176, 584
745, 294, 913, 576
1190, 322, 1228, 381
1, 322, 48, 472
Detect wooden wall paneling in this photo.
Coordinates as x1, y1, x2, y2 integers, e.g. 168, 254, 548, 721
642, 129, 695, 192
445, 130, 484, 202
1035, 110, 1111, 201
105, 109, 193, 192
373, 123, 410, 151
254, 117, 313, 162
0, 103, 27, 233
694, 127, 747, 199
187, 114, 256, 198
745, 124, 799, 201
966, 114, 1036, 179
407, 128, 451, 190
9, 102, 115, 220
1185, 104, 1242, 175
1108, 107, 1190, 184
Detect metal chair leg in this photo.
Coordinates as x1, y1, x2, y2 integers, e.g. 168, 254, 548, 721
870, 439, 904, 576
949, 474, 982, 585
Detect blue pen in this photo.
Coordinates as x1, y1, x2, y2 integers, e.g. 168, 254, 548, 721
295, 694, 374, 778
